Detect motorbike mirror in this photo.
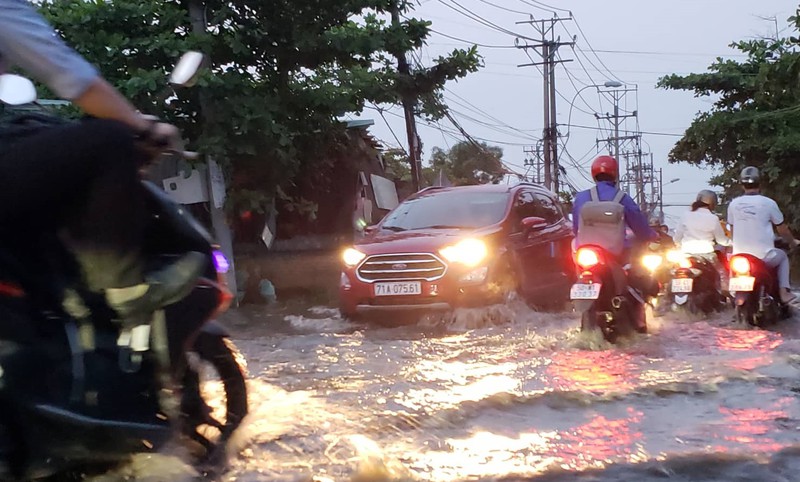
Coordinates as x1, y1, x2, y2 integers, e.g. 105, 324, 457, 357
169, 51, 205, 87
0, 74, 37, 105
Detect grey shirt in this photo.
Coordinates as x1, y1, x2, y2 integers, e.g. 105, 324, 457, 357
0, 0, 98, 99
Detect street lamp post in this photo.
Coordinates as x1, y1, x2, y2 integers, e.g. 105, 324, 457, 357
659, 172, 680, 223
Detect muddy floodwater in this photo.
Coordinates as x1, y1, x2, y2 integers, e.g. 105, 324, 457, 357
93, 301, 800, 481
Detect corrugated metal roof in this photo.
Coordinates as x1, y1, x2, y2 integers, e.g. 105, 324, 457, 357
344, 119, 375, 129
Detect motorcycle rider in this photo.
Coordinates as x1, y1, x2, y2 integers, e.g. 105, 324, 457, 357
728, 166, 799, 304
0, 0, 205, 318
572, 155, 657, 255
674, 189, 731, 289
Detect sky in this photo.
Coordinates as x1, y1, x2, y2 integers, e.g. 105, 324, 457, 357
352, 0, 796, 228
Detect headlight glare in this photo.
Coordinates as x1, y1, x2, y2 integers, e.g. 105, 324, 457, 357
342, 248, 366, 267
440, 238, 488, 267
641, 254, 663, 272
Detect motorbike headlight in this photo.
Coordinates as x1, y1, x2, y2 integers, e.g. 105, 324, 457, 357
440, 238, 488, 267
666, 250, 684, 264
342, 248, 366, 267
641, 254, 663, 272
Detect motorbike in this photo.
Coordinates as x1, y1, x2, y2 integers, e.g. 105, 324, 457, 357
0, 52, 248, 480
665, 248, 727, 315
570, 244, 661, 343
728, 243, 792, 327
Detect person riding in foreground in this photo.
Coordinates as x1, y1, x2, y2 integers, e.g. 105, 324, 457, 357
674, 189, 731, 289
572, 155, 657, 258
727, 166, 799, 304
0, 0, 205, 320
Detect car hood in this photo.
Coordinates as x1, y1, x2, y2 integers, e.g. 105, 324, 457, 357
355, 227, 500, 255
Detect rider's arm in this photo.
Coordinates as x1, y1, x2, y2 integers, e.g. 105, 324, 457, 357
674, 218, 685, 244
571, 191, 586, 236
713, 218, 731, 247
769, 199, 798, 247
621, 194, 657, 241
776, 223, 798, 247
0, 0, 149, 132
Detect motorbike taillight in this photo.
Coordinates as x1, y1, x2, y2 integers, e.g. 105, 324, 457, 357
575, 247, 601, 269
730, 255, 750, 275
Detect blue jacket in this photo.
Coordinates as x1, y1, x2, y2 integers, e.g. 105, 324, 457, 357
571, 181, 657, 246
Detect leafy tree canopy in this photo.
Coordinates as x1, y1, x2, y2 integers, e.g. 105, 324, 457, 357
658, 9, 800, 228
39, 0, 481, 211
428, 140, 505, 185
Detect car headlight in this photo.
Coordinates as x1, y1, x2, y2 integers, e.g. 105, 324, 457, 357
342, 248, 366, 267
641, 254, 663, 272
440, 238, 488, 267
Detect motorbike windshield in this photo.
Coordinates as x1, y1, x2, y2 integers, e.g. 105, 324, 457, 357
382, 191, 510, 231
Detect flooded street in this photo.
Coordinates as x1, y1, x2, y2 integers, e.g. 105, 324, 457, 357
212, 302, 800, 481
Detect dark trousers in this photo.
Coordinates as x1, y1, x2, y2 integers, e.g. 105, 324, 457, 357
0, 119, 146, 290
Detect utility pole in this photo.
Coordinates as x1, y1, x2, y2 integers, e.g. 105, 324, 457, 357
391, 3, 421, 192
523, 143, 544, 184
595, 86, 637, 162
516, 15, 575, 193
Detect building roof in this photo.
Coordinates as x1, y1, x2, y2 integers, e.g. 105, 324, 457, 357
344, 119, 375, 129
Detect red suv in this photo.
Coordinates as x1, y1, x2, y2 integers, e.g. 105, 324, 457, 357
339, 183, 575, 320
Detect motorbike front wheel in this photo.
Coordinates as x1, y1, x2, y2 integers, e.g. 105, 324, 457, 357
182, 332, 248, 462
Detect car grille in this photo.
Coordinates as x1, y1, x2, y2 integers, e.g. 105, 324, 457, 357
357, 253, 446, 282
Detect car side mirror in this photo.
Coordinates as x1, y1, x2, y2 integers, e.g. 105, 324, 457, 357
0, 74, 37, 105
521, 216, 547, 236
364, 225, 378, 234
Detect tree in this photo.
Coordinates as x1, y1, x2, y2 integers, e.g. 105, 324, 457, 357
428, 140, 505, 185
39, 0, 481, 213
658, 9, 800, 228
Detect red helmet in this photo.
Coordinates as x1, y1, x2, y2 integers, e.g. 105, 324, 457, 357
590, 155, 619, 182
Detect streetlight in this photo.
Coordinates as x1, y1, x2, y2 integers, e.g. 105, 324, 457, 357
564, 80, 624, 144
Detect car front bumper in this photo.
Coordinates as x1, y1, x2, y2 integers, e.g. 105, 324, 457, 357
339, 268, 500, 317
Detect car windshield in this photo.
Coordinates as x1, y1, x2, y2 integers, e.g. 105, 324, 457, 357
381, 191, 510, 231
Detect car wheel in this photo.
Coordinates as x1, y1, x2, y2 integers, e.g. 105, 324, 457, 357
489, 259, 518, 305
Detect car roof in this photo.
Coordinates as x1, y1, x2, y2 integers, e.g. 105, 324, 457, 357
413, 182, 554, 196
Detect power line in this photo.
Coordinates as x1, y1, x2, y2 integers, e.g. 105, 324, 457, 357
564, 123, 686, 137
516, 0, 570, 14
474, 0, 530, 15
368, 103, 407, 154
428, 29, 516, 49
436, 0, 537, 41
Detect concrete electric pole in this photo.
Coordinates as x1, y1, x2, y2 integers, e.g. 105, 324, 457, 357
391, 3, 422, 192
516, 15, 575, 193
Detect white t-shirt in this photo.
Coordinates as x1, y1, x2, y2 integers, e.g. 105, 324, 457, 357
727, 194, 783, 258
675, 207, 730, 254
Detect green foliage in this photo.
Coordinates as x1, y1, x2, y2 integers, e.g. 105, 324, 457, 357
38, 0, 481, 213
428, 140, 504, 185
658, 9, 800, 228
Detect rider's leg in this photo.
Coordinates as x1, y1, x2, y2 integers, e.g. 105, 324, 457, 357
763, 248, 794, 303
0, 119, 204, 315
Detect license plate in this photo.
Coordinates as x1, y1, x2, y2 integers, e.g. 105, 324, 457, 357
570, 283, 601, 300
671, 278, 693, 293
729, 276, 755, 292
374, 281, 422, 296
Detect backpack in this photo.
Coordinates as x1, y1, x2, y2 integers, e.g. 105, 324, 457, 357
576, 187, 626, 256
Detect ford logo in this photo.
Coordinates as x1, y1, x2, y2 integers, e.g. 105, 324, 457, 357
392, 263, 408, 270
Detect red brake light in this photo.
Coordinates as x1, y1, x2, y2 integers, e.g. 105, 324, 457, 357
730, 256, 750, 275
678, 258, 692, 269
576, 247, 601, 269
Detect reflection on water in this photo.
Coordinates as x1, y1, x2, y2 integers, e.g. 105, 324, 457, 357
89, 305, 800, 481
546, 351, 638, 393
